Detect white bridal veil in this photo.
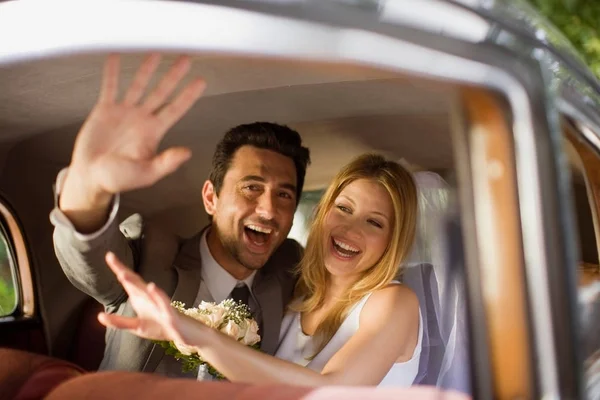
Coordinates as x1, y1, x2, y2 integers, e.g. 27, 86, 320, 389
401, 171, 471, 394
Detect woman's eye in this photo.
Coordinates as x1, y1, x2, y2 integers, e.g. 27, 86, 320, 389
336, 205, 351, 213
368, 219, 383, 229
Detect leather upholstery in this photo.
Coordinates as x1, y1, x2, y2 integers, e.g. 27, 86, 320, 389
0, 348, 83, 400
46, 371, 471, 400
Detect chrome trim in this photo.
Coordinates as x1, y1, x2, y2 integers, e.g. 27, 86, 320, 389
449, 0, 600, 98
575, 121, 600, 154
380, 0, 490, 42
511, 87, 562, 399
562, 100, 600, 156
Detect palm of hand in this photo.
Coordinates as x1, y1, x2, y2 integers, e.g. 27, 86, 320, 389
70, 54, 205, 196
85, 104, 161, 160
76, 105, 165, 192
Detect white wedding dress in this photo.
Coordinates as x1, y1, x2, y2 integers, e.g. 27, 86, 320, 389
275, 283, 423, 387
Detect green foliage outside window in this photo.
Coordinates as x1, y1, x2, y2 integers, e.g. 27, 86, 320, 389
527, 0, 600, 78
0, 237, 16, 316
0, 279, 15, 316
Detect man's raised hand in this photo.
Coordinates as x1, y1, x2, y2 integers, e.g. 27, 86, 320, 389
60, 54, 205, 232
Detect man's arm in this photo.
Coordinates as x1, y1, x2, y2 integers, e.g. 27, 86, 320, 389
51, 191, 142, 307
50, 54, 205, 307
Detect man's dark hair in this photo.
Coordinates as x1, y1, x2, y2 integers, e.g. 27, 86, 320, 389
209, 122, 311, 202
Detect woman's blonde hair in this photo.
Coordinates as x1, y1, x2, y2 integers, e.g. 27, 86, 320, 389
292, 153, 418, 357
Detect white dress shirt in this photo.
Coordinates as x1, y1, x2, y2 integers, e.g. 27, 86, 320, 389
192, 230, 257, 380
196, 229, 256, 305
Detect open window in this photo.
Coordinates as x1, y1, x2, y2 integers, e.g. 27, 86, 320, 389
0, 198, 34, 321
0, 192, 45, 356
0, 226, 17, 317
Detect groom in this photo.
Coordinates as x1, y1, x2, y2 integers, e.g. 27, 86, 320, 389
50, 54, 310, 378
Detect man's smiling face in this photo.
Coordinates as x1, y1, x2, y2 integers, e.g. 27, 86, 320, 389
205, 145, 298, 272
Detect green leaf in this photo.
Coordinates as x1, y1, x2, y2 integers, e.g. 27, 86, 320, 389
527, 0, 600, 79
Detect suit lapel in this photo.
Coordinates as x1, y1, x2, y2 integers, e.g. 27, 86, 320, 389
143, 231, 204, 373
142, 227, 290, 369
253, 272, 283, 355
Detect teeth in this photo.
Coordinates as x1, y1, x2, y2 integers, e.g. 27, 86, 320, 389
246, 224, 272, 234
334, 239, 359, 253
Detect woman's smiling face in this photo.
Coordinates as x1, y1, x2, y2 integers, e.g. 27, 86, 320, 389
322, 178, 394, 280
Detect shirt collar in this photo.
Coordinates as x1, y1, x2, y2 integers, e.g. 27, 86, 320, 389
199, 229, 256, 303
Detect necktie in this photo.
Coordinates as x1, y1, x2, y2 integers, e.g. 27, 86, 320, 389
229, 283, 250, 307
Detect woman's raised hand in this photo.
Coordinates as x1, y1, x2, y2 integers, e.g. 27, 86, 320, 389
98, 252, 186, 344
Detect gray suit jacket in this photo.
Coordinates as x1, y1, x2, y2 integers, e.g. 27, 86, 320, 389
52, 211, 302, 373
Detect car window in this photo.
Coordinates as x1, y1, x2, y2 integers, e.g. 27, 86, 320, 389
563, 125, 600, 399
0, 224, 17, 317
571, 171, 600, 400
288, 190, 324, 247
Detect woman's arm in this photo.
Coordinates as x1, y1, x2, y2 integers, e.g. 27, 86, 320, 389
99, 252, 420, 386
193, 284, 420, 386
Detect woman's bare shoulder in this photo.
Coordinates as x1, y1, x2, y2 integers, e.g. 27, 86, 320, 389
360, 284, 419, 330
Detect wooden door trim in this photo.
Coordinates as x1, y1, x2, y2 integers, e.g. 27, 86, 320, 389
460, 88, 533, 399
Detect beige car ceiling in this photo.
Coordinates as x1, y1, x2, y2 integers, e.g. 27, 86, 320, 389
0, 53, 456, 233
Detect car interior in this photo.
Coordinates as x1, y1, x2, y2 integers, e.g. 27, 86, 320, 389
0, 51, 598, 399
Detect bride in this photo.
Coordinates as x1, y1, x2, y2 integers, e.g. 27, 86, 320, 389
99, 153, 423, 386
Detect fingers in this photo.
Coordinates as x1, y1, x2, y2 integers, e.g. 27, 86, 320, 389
109, 147, 191, 190
99, 53, 204, 126
99, 54, 120, 104
157, 78, 206, 130
142, 56, 192, 113
148, 282, 174, 315
105, 251, 132, 280
105, 252, 170, 318
98, 312, 141, 330
149, 147, 192, 182
148, 282, 180, 332
123, 53, 162, 106
105, 252, 151, 296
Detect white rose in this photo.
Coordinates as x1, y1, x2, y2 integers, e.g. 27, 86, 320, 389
197, 301, 215, 311
220, 320, 241, 339
241, 320, 261, 346
197, 313, 215, 328
207, 305, 227, 328
237, 320, 248, 337
174, 341, 197, 356
184, 309, 214, 328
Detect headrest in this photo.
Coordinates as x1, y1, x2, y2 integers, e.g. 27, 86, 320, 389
404, 171, 451, 268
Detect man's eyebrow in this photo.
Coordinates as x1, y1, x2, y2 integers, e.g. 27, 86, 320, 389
241, 175, 266, 183
240, 176, 297, 193
280, 183, 297, 193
